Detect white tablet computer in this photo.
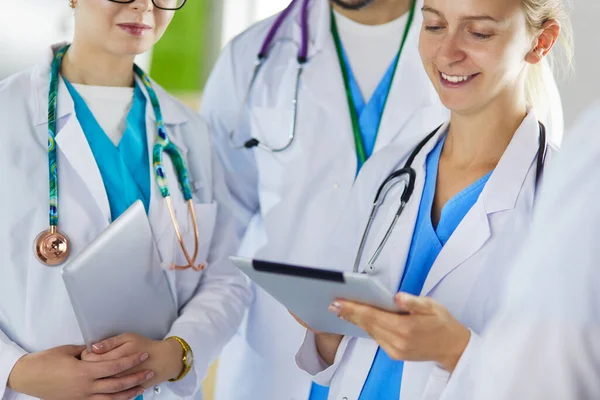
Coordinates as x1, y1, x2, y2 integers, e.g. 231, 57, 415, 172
230, 256, 405, 338
62, 200, 177, 351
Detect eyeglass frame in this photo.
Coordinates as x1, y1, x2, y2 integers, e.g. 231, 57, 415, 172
107, 0, 187, 11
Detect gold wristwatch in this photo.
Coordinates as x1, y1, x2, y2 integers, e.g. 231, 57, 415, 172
166, 336, 194, 382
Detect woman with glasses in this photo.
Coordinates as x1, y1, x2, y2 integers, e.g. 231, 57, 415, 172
0, 0, 252, 399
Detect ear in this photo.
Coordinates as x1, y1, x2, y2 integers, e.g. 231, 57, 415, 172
525, 19, 561, 65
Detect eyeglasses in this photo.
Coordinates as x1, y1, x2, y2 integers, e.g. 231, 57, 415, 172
108, 0, 187, 11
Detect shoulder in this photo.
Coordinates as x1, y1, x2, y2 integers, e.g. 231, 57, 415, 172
226, 14, 280, 60
151, 79, 210, 132
0, 67, 36, 109
209, 12, 284, 80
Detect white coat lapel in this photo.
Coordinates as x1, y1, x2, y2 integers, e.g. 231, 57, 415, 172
53, 79, 112, 224
32, 47, 112, 225
421, 111, 542, 295
420, 204, 490, 295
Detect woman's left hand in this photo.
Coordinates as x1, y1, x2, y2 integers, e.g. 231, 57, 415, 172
331, 293, 470, 373
81, 333, 184, 389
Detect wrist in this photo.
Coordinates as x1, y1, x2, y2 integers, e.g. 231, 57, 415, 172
164, 336, 193, 382
439, 328, 471, 373
164, 338, 184, 381
314, 333, 343, 366
7, 354, 31, 393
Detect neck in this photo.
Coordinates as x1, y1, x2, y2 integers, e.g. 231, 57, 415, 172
443, 96, 529, 169
331, 0, 411, 25
60, 40, 135, 87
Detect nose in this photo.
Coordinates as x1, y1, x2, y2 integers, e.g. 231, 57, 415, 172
436, 32, 466, 67
131, 0, 153, 12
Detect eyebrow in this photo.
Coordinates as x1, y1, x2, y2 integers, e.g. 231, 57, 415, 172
421, 6, 500, 23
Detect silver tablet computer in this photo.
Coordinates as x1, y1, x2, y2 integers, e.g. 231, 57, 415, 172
62, 200, 177, 351
230, 256, 404, 338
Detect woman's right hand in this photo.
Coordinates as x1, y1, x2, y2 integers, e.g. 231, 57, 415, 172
290, 311, 343, 366
7, 344, 155, 400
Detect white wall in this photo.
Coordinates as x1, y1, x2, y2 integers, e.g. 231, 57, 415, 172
220, 0, 290, 47
0, 1, 73, 79
558, 0, 600, 128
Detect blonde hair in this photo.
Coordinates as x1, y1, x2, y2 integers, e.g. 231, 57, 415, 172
521, 0, 574, 120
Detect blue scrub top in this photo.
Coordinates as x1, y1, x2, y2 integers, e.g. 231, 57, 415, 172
64, 79, 151, 221
358, 135, 491, 399
311, 135, 492, 400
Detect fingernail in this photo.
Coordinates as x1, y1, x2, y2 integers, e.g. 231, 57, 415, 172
140, 353, 149, 362
146, 371, 154, 380
137, 389, 145, 396
92, 343, 103, 351
329, 301, 342, 315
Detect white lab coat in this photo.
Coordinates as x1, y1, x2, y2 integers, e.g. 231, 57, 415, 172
471, 101, 600, 400
202, 1, 448, 398
295, 111, 555, 400
200, 0, 564, 398
0, 45, 252, 400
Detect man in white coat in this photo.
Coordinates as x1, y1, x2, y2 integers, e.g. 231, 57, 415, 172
470, 100, 600, 400
200, 0, 565, 399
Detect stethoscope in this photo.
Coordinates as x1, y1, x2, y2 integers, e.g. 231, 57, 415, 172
352, 122, 548, 273
34, 45, 205, 271
228, 0, 309, 152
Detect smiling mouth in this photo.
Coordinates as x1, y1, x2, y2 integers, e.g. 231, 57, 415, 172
439, 71, 480, 87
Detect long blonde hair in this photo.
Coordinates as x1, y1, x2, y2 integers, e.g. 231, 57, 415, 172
522, 0, 574, 120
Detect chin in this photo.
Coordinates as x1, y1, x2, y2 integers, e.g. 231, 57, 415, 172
110, 40, 153, 58
439, 96, 480, 115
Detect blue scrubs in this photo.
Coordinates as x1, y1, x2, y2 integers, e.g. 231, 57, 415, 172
64, 80, 150, 220
358, 135, 491, 399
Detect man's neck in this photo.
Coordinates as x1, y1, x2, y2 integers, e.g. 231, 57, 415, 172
331, 0, 412, 25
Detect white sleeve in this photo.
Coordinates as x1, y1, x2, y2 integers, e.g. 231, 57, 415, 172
436, 330, 481, 400
0, 330, 27, 399
295, 331, 353, 387
472, 101, 600, 400
164, 148, 253, 396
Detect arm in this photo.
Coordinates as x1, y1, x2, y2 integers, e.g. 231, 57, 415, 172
295, 330, 353, 387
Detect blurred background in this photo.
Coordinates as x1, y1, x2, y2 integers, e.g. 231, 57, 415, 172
2, 0, 598, 126
1, 0, 597, 399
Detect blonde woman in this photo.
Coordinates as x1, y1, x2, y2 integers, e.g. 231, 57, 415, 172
294, 0, 572, 398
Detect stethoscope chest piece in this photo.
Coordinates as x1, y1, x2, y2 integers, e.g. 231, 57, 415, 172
34, 227, 70, 266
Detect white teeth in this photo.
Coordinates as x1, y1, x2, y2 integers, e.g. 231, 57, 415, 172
441, 72, 471, 83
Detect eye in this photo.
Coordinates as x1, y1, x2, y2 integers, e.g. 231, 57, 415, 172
470, 32, 493, 40
424, 25, 445, 33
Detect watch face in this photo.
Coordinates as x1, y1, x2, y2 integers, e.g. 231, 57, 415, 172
185, 350, 194, 368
